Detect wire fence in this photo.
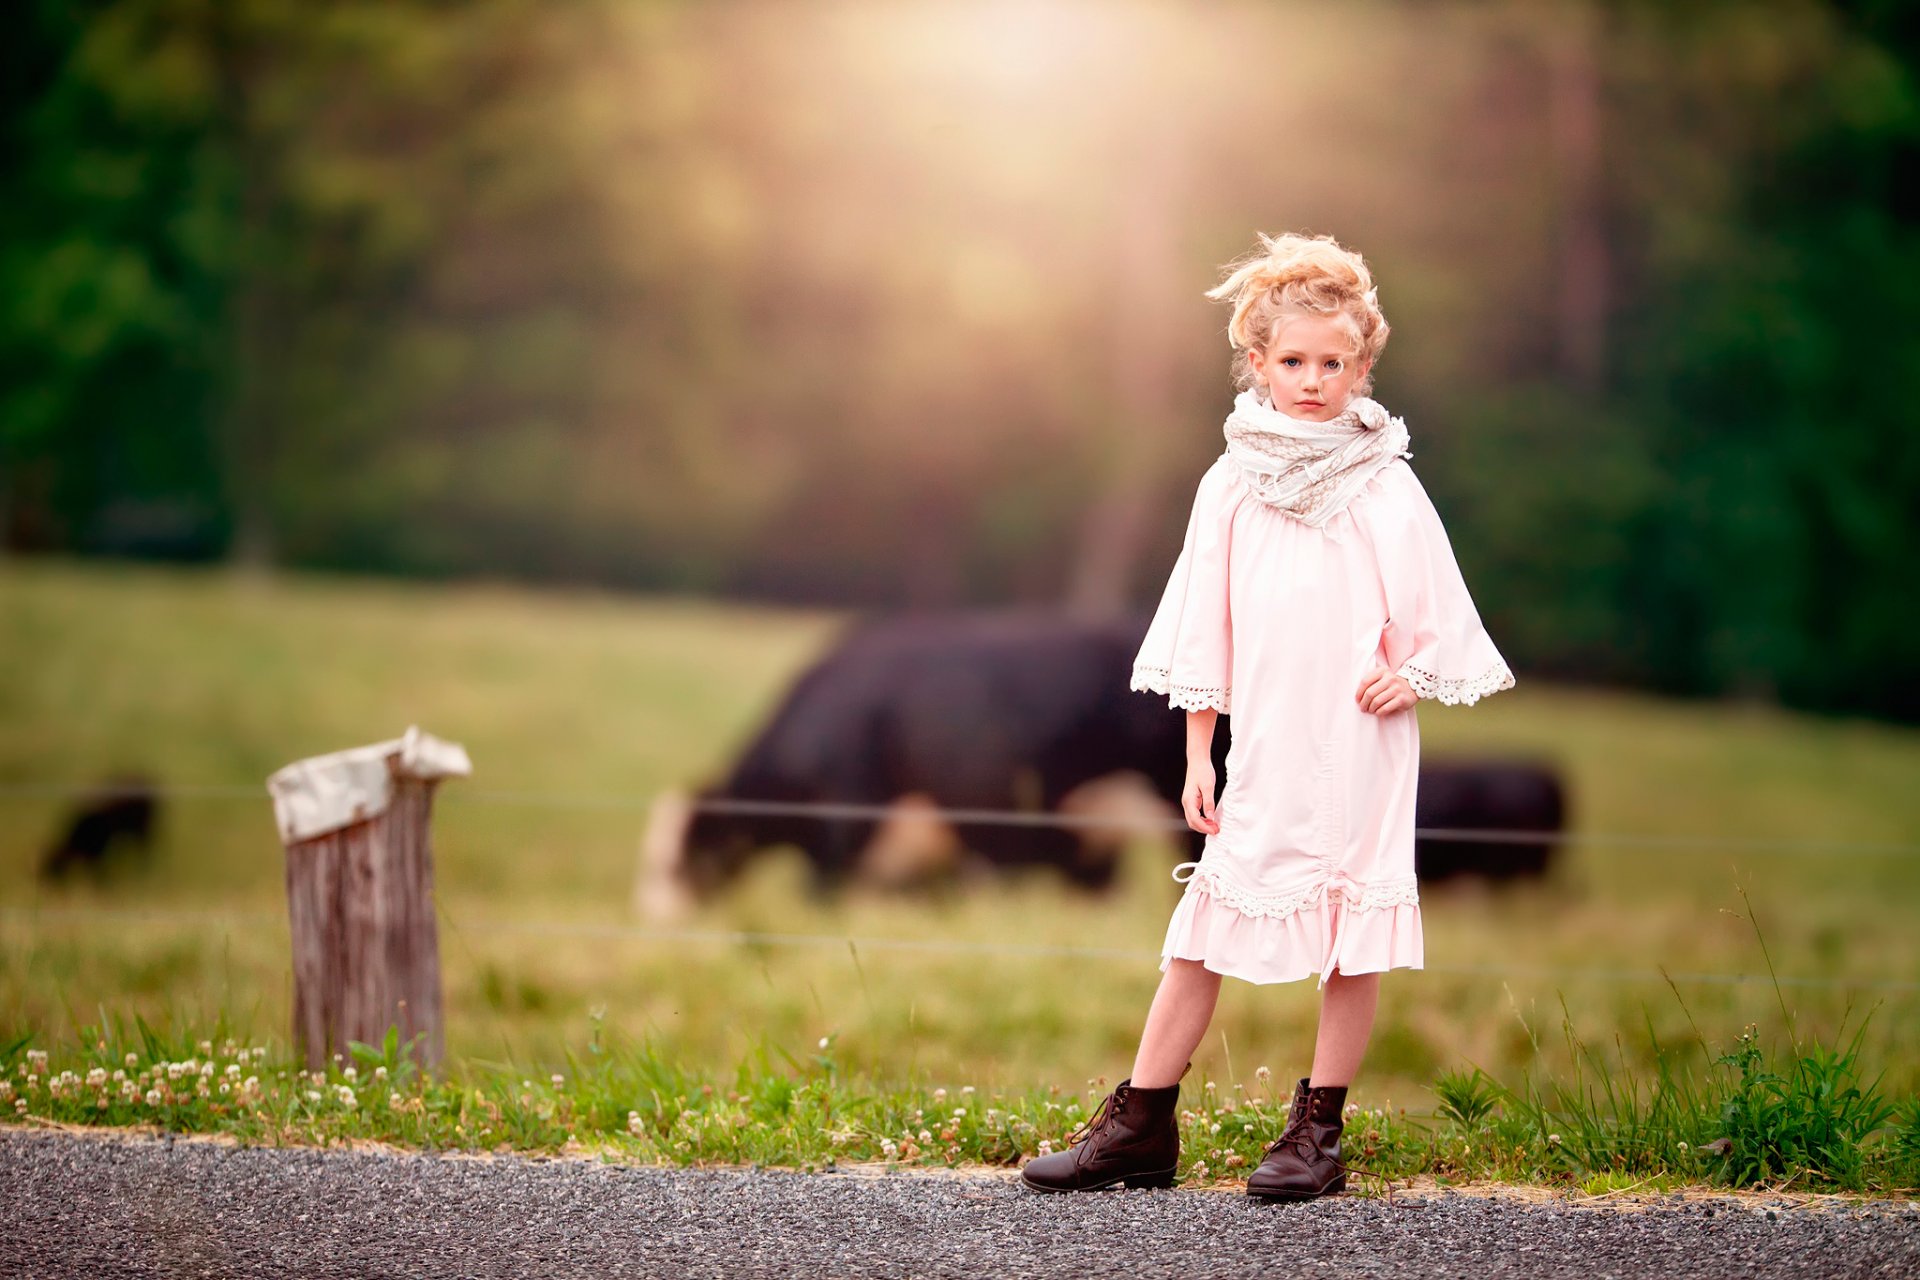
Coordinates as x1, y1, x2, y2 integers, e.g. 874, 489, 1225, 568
5, 905, 1915, 996
3, 780, 1917, 859
6, 779, 1915, 995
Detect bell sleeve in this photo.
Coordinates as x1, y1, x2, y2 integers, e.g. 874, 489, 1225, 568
1130, 453, 1238, 713
1369, 463, 1516, 706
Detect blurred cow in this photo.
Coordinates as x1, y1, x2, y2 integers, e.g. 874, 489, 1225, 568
637, 611, 1227, 919
1414, 760, 1566, 882
39, 776, 159, 881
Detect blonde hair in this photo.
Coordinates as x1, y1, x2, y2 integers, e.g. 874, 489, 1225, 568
1203, 231, 1390, 398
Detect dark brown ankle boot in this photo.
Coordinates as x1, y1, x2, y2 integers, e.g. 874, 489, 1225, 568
1246, 1078, 1349, 1201
1020, 1066, 1188, 1193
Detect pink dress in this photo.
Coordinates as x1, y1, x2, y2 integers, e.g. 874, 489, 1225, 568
1130, 451, 1514, 988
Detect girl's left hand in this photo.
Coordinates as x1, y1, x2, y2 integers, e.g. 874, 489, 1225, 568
1356, 666, 1416, 715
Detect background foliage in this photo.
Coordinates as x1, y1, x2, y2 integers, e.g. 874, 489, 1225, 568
4, 0, 1917, 719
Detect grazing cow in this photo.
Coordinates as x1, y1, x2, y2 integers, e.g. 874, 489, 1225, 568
1413, 760, 1566, 882
637, 611, 1228, 918
39, 777, 159, 881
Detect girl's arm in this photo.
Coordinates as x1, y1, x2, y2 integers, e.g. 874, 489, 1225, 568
1182, 709, 1220, 834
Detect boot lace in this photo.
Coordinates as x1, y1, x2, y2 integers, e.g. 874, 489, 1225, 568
1066, 1087, 1125, 1151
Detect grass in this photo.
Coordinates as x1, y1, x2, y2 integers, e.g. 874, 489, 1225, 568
5, 981, 1915, 1196
2, 554, 1919, 1192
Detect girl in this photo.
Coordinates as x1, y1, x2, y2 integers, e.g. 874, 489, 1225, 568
1022, 231, 1514, 1200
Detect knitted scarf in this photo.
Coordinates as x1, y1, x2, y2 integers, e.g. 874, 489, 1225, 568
1221, 389, 1412, 526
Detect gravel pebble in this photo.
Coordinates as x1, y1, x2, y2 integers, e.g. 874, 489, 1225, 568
3, 1128, 1917, 1279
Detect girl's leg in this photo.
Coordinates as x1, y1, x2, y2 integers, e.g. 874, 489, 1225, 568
1308, 967, 1380, 1086
1128, 958, 1222, 1088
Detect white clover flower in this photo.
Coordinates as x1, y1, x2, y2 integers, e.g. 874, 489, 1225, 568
0, 1082, 12, 1103
1210, 1122, 1222, 1133
551, 1074, 564, 1088
933, 1088, 947, 1102
218, 1082, 230, 1095
1191, 1161, 1210, 1178
374, 1066, 388, 1081
918, 1129, 932, 1142
1036, 1140, 1053, 1156
243, 1076, 259, 1092
124, 1053, 138, 1069
26, 1050, 49, 1075
306, 1089, 322, 1102
953, 1108, 967, 1119
13, 1099, 25, 1114
144, 1089, 161, 1106
343, 1066, 357, 1081
961, 1085, 975, 1095
1677, 1141, 1690, 1152
200, 1061, 214, 1078
1255, 1066, 1272, 1083
113, 1069, 127, 1082
818, 1037, 829, 1050
96, 1095, 109, 1110
85, 1067, 107, 1088
336, 1086, 357, 1110
198, 1040, 212, 1056
392, 1092, 406, 1110
225, 1065, 241, 1080
1547, 1133, 1561, 1146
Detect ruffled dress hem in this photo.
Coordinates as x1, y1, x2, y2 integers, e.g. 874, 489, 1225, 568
1157, 866, 1425, 989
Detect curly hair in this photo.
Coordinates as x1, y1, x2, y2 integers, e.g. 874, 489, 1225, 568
1203, 231, 1391, 398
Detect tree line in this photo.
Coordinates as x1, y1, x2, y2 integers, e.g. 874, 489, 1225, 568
3, 0, 1916, 720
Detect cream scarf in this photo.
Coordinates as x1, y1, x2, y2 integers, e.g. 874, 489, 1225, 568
1222, 389, 1412, 525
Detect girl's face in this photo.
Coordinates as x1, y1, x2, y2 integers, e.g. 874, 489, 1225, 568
1247, 313, 1370, 421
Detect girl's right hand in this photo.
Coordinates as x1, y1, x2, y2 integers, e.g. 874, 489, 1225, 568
1182, 760, 1220, 835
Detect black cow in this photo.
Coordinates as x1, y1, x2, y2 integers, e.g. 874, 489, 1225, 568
39, 777, 159, 881
637, 610, 1227, 916
1414, 760, 1566, 882
635, 611, 1567, 917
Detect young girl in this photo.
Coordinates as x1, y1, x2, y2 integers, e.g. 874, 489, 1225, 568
1022, 231, 1514, 1200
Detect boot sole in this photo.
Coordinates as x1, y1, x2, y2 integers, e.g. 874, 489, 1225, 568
1020, 1166, 1178, 1193
1246, 1182, 1345, 1203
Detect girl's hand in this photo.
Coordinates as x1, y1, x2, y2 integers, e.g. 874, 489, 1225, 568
1182, 759, 1220, 835
1356, 665, 1417, 715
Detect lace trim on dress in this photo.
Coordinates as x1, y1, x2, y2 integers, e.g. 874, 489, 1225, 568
1130, 664, 1231, 714
1395, 659, 1516, 707
1170, 860, 1420, 919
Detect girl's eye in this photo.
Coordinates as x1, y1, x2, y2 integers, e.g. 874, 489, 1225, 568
1325, 360, 1343, 371
1281, 357, 1301, 368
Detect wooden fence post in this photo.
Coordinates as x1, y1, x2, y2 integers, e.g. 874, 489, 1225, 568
265, 726, 470, 1072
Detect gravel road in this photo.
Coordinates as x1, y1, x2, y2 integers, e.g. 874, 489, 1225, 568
3, 1127, 1916, 1279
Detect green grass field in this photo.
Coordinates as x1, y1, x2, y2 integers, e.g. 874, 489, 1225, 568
4, 554, 1918, 1118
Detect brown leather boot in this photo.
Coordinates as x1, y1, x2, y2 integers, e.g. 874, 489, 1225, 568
1246, 1078, 1349, 1201
1020, 1066, 1188, 1193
